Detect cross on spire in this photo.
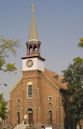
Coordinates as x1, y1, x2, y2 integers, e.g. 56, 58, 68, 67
32, 0, 35, 13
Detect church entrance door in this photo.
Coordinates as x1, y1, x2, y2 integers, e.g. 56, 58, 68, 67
28, 108, 33, 126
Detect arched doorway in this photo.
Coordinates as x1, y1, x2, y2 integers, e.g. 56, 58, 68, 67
49, 111, 52, 124
17, 112, 20, 124
27, 108, 33, 126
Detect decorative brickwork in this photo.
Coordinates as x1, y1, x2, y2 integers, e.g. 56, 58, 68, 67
9, 69, 66, 129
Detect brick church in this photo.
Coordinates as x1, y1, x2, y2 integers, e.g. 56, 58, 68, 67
9, 3, 67, 129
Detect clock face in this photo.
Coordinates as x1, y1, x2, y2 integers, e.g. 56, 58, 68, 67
26, 60, 33, 67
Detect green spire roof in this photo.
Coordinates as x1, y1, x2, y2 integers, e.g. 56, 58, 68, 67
28, 3, 39, 42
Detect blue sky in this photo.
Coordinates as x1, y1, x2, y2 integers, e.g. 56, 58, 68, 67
0, 0, 83, 99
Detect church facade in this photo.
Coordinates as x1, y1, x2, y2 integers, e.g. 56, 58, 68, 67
9, 3, 66, 129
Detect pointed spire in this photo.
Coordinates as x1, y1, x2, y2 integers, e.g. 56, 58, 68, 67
28, 2, 39, 42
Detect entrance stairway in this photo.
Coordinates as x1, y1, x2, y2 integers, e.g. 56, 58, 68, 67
14, 123, 57, 129
14, 123, 30, 129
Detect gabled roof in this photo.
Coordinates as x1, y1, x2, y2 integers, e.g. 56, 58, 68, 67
43, 69, 67, 90
10, 69, 67, 94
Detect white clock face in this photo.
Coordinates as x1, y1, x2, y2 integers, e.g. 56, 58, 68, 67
26, 60, 33, 67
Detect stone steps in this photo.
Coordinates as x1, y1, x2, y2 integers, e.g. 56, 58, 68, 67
14, 123, 29, 129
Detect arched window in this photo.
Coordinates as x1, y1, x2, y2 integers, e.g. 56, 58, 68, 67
17, 112, 20, 124
27, 81, 33, 99
48, 111, 52, 124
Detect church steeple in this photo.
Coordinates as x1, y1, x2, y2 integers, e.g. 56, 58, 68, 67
28, 3, 39, 41
22, 2, 45, 72
26, 2, 41, 57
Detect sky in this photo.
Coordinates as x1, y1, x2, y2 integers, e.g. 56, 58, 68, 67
0, 0, 83, 100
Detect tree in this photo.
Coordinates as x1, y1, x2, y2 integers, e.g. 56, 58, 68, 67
61, 57, 83, 129
0, 37, 18, 120
79, 38, 83, 48
0, 93, 7, 120
0, 37, 18, 72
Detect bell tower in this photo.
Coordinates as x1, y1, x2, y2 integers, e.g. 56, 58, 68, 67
22, 3, 45, 72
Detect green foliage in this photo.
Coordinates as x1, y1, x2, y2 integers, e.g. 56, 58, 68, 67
63, 57, 83, 89
0, 93, 7, 120
0, 38, 18, 120
78, 38, 83, 48
62, 57, 83, 128
6, 63, 16, 72
0, 38, 18, 119
0, 38, 18, 72
0, 58, 5, 69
